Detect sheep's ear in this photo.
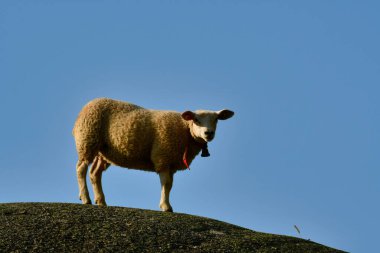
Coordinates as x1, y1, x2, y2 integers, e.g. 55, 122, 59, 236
182, 111, 195, 121
217, 109, 234, 120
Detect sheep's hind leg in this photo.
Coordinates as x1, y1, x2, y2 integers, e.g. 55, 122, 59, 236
159, 170, 174, 212
90, 156, 110, 206
76, 160, 92, 204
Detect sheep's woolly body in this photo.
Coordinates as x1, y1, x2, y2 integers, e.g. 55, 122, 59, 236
73, 98, 202, 173
73, 98, 234, 211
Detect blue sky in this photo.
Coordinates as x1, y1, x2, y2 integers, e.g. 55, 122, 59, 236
1, 1, 379, 252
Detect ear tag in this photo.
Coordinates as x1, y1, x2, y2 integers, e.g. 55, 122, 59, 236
201, 143, 210, 157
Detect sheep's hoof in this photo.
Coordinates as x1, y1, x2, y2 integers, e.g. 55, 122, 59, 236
79, 195, 92, 205
160, 203, 173, 212
95, 199, 107, 207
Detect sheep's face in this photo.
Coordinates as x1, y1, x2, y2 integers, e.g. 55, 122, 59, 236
182, 109, 234, 142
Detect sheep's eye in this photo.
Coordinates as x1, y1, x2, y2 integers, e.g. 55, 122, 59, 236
193, 118, 200, 124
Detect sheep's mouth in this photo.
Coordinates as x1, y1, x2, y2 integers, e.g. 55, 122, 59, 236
204, 136, 214, 142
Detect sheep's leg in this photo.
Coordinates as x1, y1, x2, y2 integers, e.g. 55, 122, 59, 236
159, 171, 174, 212
90, 156, 109, 206
76, 160, 91, 204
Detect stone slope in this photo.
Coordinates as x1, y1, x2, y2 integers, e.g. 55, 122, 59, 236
0, 203, 345, 252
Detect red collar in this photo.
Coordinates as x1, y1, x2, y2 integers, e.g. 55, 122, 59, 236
183, 146, 191, 169
183, 143, 210, 170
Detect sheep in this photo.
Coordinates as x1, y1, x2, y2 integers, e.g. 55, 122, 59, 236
73, 98, 234, 212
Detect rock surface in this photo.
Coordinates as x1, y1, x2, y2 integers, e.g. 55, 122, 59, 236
0, 203, 345, 252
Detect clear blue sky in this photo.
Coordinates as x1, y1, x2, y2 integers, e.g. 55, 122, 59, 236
1, 1, 379, 252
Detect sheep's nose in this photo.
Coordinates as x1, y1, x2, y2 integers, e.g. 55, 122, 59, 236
205, 131, 215, 137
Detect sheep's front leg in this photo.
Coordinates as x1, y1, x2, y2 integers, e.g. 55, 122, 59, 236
90, 156, 109, 206
159, 171, 174, 212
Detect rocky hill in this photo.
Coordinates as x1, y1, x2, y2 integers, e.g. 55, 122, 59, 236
0, 203, 345, 252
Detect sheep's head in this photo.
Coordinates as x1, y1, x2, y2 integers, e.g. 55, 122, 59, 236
182, 109, 234, 143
